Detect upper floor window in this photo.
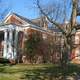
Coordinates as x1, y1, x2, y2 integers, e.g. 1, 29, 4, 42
75, 35, 80, 44
42, 33, 47, 40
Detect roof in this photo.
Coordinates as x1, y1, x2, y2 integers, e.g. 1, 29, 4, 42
49, 27, 61, 32
3, 12, 63, 33
4, 12, 42, 27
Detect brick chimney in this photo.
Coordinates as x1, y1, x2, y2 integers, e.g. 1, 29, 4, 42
40, 16, 48, 30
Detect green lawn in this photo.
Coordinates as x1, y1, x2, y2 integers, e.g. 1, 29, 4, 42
0, 63, 80, 80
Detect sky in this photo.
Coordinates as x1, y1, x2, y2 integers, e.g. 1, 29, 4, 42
0, 0, 71, 21
0, 0, 52, 20
0, 0, 80, 22
1, 0, 39, 19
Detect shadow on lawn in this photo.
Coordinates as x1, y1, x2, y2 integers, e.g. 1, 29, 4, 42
0, 64, 7, 72
1, 63, 80, 80
21, 64, 80, 80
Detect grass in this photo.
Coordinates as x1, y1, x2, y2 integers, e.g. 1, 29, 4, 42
0, 63, 80, 80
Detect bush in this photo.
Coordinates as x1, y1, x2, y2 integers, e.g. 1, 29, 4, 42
9, 59, 16, 65
0, 58, 10, 64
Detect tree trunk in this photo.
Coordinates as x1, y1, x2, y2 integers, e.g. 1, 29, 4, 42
71, 0, 77, 27
60, 0, 78, 68
60, 36, 72, 67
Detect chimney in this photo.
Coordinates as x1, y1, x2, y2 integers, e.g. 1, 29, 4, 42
40, 16, 48, 30
43, 16, 48, 30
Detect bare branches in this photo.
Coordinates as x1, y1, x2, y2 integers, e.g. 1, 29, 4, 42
35, 0, 80, 65
36, 0, 66, 35
36, 0, 79, 37
77, 0, 80, 15
70, 0, 77, 27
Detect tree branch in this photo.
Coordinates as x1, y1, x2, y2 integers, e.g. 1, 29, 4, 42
36, 0, 66, 35
70, 0, 77, 27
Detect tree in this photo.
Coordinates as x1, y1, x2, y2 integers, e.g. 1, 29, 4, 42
25, 32, 42, 63
36, 0, 78, 66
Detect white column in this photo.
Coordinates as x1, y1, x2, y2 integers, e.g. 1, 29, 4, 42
12, 26, 19, 59
3, 30, 8, 58
13, 30, 18, 59
7, 29, 13, 59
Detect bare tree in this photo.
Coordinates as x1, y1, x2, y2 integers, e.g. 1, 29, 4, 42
36, 0, 78, 66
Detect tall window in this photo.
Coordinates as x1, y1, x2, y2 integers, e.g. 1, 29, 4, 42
75, 48, 80, 59
75, 35, 79, 44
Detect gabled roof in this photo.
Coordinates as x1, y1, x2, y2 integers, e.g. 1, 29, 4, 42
3, 12, 41, 27
3, 12, 63, 35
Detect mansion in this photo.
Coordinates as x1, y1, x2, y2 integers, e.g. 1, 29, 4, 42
0, 12, 80, 63
0, 12, 61, 63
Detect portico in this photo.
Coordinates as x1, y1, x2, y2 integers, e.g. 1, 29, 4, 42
3, 29, 16, 59
0, 24, 24, 59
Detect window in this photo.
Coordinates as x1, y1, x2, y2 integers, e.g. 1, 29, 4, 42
42, 33, 47, 39
75, 48, 80, 59
75, 35, 79, 44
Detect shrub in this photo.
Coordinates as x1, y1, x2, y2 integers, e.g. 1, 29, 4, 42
0, 58, 10, 64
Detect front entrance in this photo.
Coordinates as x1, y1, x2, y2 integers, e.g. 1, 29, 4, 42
0, 24, 26, 60
0, 24, 19, 59
0, 31, 4, 58
3, 29, 18, 59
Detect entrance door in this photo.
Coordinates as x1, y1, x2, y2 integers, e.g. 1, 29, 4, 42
0, 31, 4, 58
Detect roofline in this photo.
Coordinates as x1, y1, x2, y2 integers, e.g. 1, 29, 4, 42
3, 11, 12, 22
0, 23, 62, 36
3, 12, 40, 27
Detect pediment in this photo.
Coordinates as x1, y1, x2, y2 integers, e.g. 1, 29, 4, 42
4, 13, 30, 25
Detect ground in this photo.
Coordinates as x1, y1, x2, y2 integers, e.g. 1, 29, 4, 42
0, 63, 80, 80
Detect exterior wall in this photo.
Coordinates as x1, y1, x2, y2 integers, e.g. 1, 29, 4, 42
71, 30, 80, 64
0, 31, 4, 58
22, 27, 63, 63
18, 31, 24, 48
0, 42, 3, 58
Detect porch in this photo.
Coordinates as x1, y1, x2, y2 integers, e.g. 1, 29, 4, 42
0, 24, 25, 59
